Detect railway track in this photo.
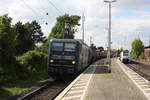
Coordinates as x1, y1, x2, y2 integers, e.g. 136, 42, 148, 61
8, 62, 96, 100
125, 61, 150, 81
17, 79, 71, 100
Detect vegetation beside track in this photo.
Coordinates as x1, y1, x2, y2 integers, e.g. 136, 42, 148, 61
0, 50, 48, 100
130, 39, 144, 59
129, 39, 149, 66
0, 15, 48, 100
132, 59, 150, 65
0, 14, 81, 100
0, 74, 48, 100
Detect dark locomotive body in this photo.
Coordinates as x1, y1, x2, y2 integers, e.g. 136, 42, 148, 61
48, 39, 90, 78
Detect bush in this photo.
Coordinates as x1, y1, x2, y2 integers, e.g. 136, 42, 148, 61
16, 50, 47, 79
139, 52, 144, 59
0, 57, 19, 82
131, 39, 144, 59
130, 50, 137, 59
38, 41, 49, 54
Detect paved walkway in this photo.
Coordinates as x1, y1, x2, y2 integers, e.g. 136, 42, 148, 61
55, 59, 148, 100
84, 59, 148, 100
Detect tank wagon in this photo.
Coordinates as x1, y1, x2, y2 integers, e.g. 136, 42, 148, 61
48, 39, 90, 78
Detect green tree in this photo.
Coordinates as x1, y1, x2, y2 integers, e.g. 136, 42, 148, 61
0, 15, 17, 79
48, 14, 80, 39
40, 14, 80, 53
131, 39, 144, 59
29, 20, 46, 44
15, 21, 46, 55
15, 22, 34, 55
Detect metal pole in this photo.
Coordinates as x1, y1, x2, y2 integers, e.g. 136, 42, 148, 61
107, 3, 111, 72
82, 13, 85, 42
149, 35, 150, 46
104, 0, 116, 72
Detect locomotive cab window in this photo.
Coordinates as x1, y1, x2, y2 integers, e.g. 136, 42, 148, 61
52, 42, 63, 51
64, 43, 76, 52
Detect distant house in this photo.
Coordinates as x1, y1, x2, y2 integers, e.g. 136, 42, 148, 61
111, 49, 118, 57
144, 46, 150, 61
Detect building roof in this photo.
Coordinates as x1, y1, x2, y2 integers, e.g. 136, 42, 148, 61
144, 46, 150, 49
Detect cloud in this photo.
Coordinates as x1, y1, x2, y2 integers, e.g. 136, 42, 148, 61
115, 0, 150, 10
113, 10, 150, 34
3, 0, 59, 36
0, 0, 150, 49
66, 0, 150, 49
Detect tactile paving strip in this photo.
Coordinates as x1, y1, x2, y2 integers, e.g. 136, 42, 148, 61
117, 60, 150, 100
55, 64, 97, 100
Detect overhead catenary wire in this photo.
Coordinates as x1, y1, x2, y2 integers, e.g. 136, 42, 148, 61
21, 0, 40, 17
46, 0, 63, 15
20, 0, 50, 25
20, 0, 63, 25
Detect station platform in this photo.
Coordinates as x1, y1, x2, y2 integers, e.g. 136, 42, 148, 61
55, 59, 149, 100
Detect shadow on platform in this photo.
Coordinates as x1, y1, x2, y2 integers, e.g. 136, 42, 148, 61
85, 65, 110, 74
94, 65, 110, 74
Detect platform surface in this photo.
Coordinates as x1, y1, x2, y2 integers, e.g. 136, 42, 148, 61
83, 59, 148, 100
55, 59, 148, 100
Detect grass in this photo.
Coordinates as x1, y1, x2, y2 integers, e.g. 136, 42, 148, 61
139, 59, 150, 64
133, 59, 150, 65
0, 73, 48, 100
3, 87, 28, 95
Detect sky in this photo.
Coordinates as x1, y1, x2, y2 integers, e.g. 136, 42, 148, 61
0, 0, 150, 50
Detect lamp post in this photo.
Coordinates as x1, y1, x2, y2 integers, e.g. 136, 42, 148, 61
104, 0, 116, 73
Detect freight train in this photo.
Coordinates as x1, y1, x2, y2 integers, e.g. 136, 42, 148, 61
48, 39, 105, 78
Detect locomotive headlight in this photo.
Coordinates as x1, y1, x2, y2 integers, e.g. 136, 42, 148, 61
72, 61, 76, 64
50, 59, 54, 63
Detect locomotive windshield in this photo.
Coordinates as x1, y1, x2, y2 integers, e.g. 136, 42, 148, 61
51, 42, 63, 51
64, 43, 76, 52
51, 42, 76, 52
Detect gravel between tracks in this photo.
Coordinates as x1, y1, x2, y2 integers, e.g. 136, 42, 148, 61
126, 61, 150, 81
28, 82, 68, 100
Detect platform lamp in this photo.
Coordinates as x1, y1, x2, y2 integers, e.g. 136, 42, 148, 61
104, 0, 116, 73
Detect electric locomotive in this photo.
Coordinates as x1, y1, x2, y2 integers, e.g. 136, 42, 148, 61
48, 39, 90, 78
